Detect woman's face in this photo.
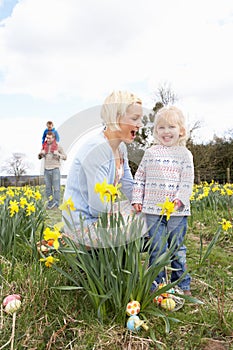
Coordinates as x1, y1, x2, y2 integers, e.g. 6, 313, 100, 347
117, 103, 143, 143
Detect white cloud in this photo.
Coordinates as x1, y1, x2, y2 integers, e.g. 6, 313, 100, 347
0, 117, 47, 175
0, 0, 232, 102
0, 0, 233, 173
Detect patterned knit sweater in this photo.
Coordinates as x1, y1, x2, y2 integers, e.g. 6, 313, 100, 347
132, 145, 194, 216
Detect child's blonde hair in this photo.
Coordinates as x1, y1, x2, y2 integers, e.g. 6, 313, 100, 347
153, 106, 187, 146
101, 90, 142, 131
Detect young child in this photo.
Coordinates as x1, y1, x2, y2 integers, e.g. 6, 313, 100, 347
42, 121, 60, 145
132, 106, 194, 295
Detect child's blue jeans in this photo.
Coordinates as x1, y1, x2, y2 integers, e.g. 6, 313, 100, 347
146, 214, 191, 291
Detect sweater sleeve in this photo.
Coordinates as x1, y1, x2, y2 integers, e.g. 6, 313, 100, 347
54, 130, 60, 142
58, 145, 67, 160
175, 149, 194, 205
42, 129, 47, 144
131, 153, 147, 204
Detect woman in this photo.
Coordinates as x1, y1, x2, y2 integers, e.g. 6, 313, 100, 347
62, 90, 144, 247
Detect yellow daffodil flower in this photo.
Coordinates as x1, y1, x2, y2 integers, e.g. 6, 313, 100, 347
6, 188, 15, 197
95, 179, 121, 203
23, 187, 33, 199
0, 195, 6, 205
40, 255, 59, 267
26, 202, 36, 216
8, 200, 19, 217
157, 197, 175, 221
34, 191, 42, 200
43, 227, 61, 250
218, 218, 232, 232
59, 197, 76, 214
225, 188, 233, 196
20, 197, 28, 208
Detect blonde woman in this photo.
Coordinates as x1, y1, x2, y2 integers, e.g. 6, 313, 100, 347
132, 106, 194, 295
63, 90, 143, 247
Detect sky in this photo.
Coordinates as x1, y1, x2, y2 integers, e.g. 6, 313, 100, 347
0, 0, 233, 175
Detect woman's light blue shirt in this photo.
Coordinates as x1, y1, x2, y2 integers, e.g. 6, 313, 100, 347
62, 131, 134, 229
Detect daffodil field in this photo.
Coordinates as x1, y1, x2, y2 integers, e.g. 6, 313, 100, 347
0, 186, 47, 259
0, 182, 232, 349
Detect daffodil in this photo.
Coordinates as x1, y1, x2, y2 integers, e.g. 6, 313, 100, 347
59, 197, 76, 214
19, 197, 28, 208
218, 218, 232, 232
26, 202, 36, 216
6, 188, 15, 197
8, 200, 19, 217
225, 188, 233, 196
157, 197, 175, 221
95, 179, 121, 203
43, 227, 61, 250
34, 191, 42, 200
23, 187, 33, 199
40, 255, 59, 267
0, 195, 6, 205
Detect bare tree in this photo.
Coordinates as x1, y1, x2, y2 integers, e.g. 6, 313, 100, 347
155, 81, 178, 107
1, 153, 30, 185
186, 120, 202, 145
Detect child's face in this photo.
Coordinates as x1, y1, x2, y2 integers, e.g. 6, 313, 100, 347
47, 124, 53, 130
156, 118, 182, 147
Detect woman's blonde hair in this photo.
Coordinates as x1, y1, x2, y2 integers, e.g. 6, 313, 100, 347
153, 106, 187, 146
101, 90, 142, 131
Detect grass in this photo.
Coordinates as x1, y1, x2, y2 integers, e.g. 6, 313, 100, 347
1, 191, 233, 349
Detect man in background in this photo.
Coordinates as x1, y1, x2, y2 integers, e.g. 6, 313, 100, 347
38, 131, 67, 209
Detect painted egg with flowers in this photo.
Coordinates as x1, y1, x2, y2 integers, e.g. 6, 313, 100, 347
126, 300, 140, 316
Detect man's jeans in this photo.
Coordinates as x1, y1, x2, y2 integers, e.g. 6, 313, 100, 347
146, 214, 191, 291
44, 168, 60, 207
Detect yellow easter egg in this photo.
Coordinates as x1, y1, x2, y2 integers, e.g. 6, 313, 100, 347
160, 297, 176, 311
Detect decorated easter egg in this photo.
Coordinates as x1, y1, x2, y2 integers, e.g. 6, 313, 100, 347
4, 299, 21, 314
127, 315, 141, 332
126, 300, 140, 316
160, 297, 176, 311
153, 295, 164, 304
3, 294, 22, 314
3, 294, 21, 307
